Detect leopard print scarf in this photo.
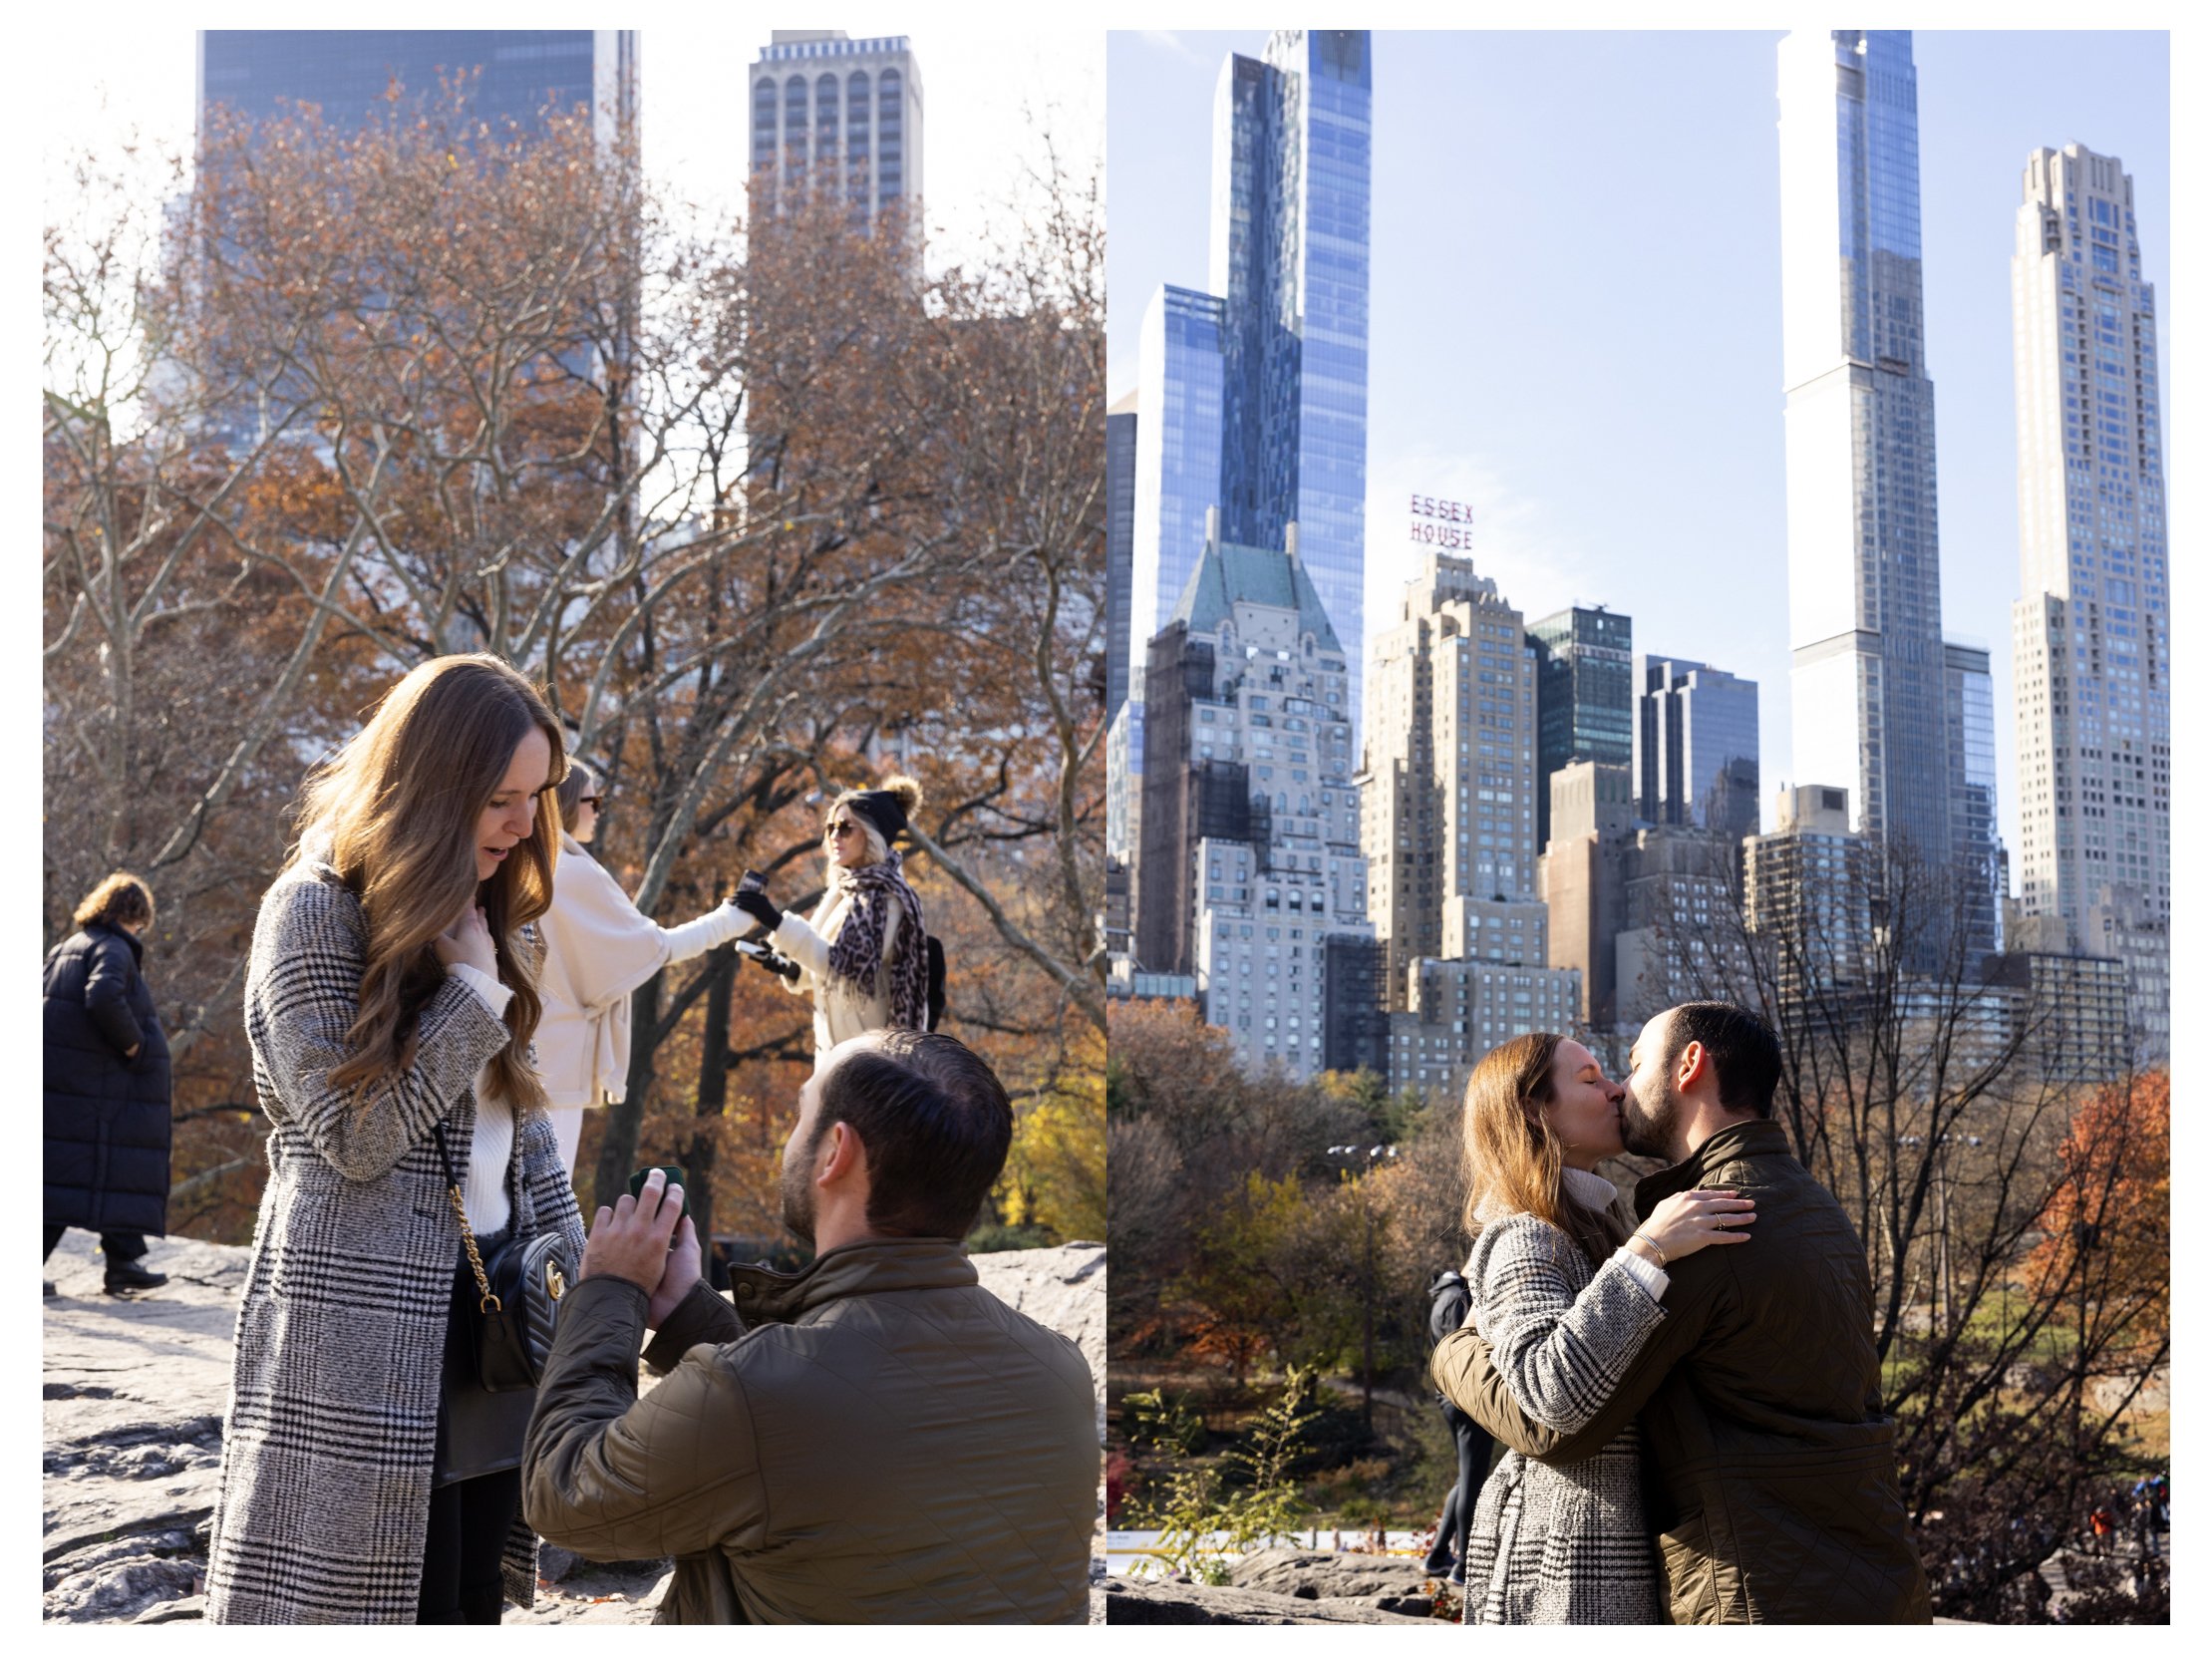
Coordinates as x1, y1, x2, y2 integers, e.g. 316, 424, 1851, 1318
822, 850, 928, 1030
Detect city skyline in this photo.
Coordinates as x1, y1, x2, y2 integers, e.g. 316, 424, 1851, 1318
197, 30, 636, 147
46, 19, 1102, 284
1106, 29, 2171, 866
1123, 31, 1374, 741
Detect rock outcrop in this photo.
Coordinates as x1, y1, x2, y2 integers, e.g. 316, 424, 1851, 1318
42, 1231, 1106, 1624
1101, 1572, 1450, 1625
1229, 1549, 1434, 1598
974, 1240, 1107, 1447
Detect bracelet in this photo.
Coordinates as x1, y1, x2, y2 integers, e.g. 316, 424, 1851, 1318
1629, 1230, 1667, 1268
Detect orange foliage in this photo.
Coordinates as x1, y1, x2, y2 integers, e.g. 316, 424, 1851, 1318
2029, 1070, 2169, 1352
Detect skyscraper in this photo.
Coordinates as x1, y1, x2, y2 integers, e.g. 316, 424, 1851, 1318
1776, 32, 1955, 870
1635, 655, 1761, 843
1527, 605, 1633, 850
748, 33, 921, 236
1540, 761, 1751, 1033
1944, 641, 2002, 960
1115, 28, 1373, 929
1127, 286, 1227, 700
2009, 143, 2169, 1055
1744, 784, 1879, 1009
1134, 517, 1368, 1080
1210, 30, 1373, 738
198, 30, 638, 144
194, 32, 640, 453
1106, 392, 1138, 724
1123, 30, 1375, 720
1361, 554, 1566, 1019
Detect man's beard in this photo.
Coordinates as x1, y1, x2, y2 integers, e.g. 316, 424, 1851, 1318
1621, 1078, 1679, 1159
779, 1129, 822, 1247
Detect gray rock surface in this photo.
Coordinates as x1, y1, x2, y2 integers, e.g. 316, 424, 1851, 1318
973, 1240, 1106, 1445
1100, 1575, 1448, 1624
42, 1231, 1106, 1624
43, 1232, 243, 1623
1230, 1548, 1437, 1602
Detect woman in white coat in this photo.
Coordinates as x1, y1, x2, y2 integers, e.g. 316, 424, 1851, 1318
534, 760, 752, 1174
731, 776, 930, 1061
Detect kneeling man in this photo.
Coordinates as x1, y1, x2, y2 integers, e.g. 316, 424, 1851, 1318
523, 1029, 1100, 1624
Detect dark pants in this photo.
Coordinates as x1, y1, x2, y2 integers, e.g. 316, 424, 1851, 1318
42, 1224, 148, 1265
1424, 1403, 1492, 1577
421, 1229, 530, 1623
417, 1468, 521, 1624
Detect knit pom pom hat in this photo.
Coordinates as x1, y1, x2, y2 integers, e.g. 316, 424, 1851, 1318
842, 774, 923, 848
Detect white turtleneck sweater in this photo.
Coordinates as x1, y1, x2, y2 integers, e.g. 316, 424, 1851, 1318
448, 962, 515, 1234
1463, 1165, 1671, 1305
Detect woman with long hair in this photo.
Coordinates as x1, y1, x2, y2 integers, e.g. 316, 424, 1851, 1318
731, 775, 932, 1060
42, 870, 172, 1297
205, 654, 588, 1625
534, 757, 754, 1173
1455, 1032, 1754, 1625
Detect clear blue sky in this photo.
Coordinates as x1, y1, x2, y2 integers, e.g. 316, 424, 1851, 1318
1106, 29, 2171, 855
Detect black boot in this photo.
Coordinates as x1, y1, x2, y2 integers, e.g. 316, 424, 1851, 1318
103, 1260, 167, 1295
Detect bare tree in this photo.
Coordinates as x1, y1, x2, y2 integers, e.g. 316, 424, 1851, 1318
1640, 830, 2166, 1616
45, 83, 1107, 1251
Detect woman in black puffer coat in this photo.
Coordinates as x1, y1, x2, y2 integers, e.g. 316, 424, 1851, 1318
44, 870, 172, 1296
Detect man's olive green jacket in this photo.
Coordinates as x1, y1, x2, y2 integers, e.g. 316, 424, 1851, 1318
1433, 1120, 1931, 1624
522, 1237, 1100, 1624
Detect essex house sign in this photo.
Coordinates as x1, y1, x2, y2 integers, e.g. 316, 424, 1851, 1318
1408, 493, 1479, 551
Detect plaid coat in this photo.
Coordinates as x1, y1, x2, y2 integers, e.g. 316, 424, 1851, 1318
205, 858, 586, 1624
1461, 1198, 1669, 1625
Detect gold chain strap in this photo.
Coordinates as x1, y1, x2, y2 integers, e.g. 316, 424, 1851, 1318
444, 1182, 502, 1315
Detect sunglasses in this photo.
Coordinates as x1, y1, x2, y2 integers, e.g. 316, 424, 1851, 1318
580, 796, 604, 810
825, 821, 859, 837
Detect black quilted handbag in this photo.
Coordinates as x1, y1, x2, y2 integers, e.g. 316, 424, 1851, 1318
432, 1120, 575, 1393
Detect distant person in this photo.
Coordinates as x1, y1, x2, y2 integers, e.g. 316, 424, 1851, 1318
1435, 1002, 1932, 1624
522, 1028, 1099, 1623
205, 654, 588, 1624
1448, 1032, 1757, 1623
2090, 1497, 2115, 1555
43, 870, 172, 1297
535, 758, 755, 1174
731, 777, 937, 1060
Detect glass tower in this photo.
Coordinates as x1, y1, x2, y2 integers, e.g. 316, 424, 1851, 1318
1776, 31, 1952, 868
195, 32, 639, 452
1106, 394, 1138, 724
1128, 286, 1228, 699
1527, 605, 1633, 849
1209, 29, 1373, 739
2009, 144, 2168, 1055
1635, 656, 1761, 843
1943, 642, 2001, 960
199, 31, 636, 144
748, 33, 921, 238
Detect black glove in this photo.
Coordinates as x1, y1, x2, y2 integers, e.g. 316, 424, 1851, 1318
748, 948, 800, 981
732, 888, 782, 931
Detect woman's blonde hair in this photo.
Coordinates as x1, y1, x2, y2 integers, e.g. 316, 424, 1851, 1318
555, 757, 597, 836
291, 654, 566, 1113
74, 871, 154, 931
825, 774, 923, 868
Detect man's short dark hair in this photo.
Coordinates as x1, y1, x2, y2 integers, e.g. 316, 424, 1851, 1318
1663, 1001, 1782, 1119
815, 1030, 1015, 1240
